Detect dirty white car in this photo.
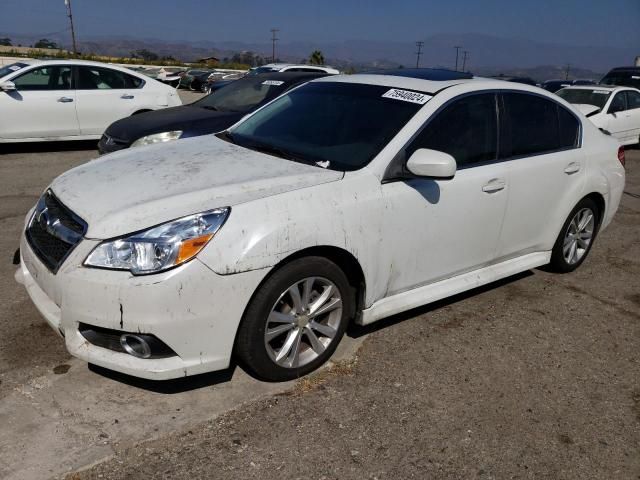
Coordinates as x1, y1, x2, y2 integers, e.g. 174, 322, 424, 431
15, 70, 625, 381
0, 60, 182, 143
557, 85, 640, 146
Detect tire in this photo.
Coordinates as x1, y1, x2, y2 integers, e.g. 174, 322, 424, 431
549, 198, 600, 273
235, 257, 354, 381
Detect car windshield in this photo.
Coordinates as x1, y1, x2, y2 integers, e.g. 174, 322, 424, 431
225, 82, 426, 171
556, 88, 612, 109
0, 62, 29, 78
600, 71, 640, 89
194, 77, 289, 113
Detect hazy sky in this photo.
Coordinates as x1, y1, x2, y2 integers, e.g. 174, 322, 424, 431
2, 0, 639, 48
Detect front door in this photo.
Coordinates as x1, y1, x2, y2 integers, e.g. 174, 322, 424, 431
0, 65, 79, 140
381, 93, 508, 296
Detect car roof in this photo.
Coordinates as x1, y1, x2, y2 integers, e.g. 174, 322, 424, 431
312, 72, 541, 95
560, 85, 621, 91
252, 71, 330, 81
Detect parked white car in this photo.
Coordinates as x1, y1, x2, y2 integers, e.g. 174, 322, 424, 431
15, 71, 625, 381
155, 67, 185, 87
249, 63, 340, 75
0, 60, 182, 142
557, 85, 640, 146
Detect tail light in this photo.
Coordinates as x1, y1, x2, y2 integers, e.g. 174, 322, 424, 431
617, 146, 625, 168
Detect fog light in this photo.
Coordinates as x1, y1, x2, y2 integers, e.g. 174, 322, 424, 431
120, 334, 152, 359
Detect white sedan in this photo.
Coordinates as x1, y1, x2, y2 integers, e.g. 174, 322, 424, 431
0, 60, 182, 143
15, 70, 625, 381
557, 85, 640, 146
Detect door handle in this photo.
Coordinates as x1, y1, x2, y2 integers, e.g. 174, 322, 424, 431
120, 94, 135, 99
564, 162, 581, 174
57, 97, 73, 103
482, 179, 506, 193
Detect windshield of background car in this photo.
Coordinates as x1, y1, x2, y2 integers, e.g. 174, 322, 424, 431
194, 77, 288, 112
600, 71, 640, 89
557, 88, 611, 109
229, 82, 427, 171
0, 62, 29, 78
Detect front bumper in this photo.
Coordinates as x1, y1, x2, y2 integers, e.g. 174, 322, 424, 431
16, 232, 269, 380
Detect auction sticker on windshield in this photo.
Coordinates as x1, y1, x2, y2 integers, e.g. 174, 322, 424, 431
262, 80, 285, 86
382, 88, 432, 104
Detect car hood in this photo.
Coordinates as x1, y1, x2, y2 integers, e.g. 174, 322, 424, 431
574, 104, 602, 117
106, 105, 244, 142
50, 136, 343, 239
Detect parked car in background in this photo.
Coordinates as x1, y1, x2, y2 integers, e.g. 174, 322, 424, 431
542, 79, 571, 92
557, 85, 640, 146
18, 70, 624, 382
204, 71, 247, 94
156, 67, 185, 87
98, 71, 328, 153
572, 79, 596, 86
248, 63, 340, 75
490, 75, 537, 86
600, 66, 640, 89
179, 69, 215, 92
0, 60, 181, 143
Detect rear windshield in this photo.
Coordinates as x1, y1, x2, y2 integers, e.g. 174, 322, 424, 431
0, 62, 29, 78
194, 76, 289, 112
556, 88, 611, 109
600, 71, 640, 89
227, 82, 426, 171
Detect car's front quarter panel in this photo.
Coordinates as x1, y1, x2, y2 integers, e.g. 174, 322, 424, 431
199, 171, 390, 307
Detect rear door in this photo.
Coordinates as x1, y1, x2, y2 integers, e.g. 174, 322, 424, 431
497, 92, 584, 259
74, 66, 145, 135
0, 65, 79, 140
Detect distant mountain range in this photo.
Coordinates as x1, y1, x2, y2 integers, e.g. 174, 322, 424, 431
2, 32, 636, 81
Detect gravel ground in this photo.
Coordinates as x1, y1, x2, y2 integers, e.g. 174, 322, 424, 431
68, 151, 640, 480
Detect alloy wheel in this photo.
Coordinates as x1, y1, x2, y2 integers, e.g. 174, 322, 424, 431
563, 207, 595, 265
264, 277, 343, 369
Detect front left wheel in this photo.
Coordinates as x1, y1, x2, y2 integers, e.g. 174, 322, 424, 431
235, 257, 354, 381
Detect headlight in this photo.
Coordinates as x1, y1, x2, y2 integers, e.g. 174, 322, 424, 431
131, 131, 183, 148
84, 208, 229, 275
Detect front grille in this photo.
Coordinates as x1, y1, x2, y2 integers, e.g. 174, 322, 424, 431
26, 190, 87, 273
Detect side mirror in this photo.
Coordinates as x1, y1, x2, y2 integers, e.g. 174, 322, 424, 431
406, 148, 457, 179
0, 81, 16, 91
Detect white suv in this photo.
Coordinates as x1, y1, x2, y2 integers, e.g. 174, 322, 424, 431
15, 69, 625, 381
249, 63, 340, 75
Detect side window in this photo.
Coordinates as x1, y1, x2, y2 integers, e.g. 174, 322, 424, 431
13, 66, 72, 91
557, 106, 580, 149
76, 66, 143, 90
608, 93, 627, 113
406, 93, 498, 167
501, 92, 561, 158
625, 91, 640, 110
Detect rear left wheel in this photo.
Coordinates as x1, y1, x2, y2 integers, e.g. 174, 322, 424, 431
549, 198, 599, 273
235, 257, 353, 381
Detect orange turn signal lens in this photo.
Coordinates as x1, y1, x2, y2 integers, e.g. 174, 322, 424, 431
176, 234, 214, 264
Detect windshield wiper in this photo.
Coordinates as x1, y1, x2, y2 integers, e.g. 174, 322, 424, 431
216, 130, 236, 144
243, 141, 321, 167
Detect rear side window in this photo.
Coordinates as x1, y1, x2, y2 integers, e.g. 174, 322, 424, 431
625, 90, 640, 110
407, 93, 498, 167
13, 66, 72, 91
501, 92, 579, 158
76, 66, 144, 90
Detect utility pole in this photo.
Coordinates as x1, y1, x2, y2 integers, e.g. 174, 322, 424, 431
270, 28, 279, 63
64, 0, 78, 55
564, 63, 571, 80
454, 45, 461, 71
462, 50, 469, 72
415, 41, 424, 68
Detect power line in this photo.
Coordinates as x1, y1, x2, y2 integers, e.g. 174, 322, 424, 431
415, 41, 424, 68
270, 28, 279, 63
454, 45, 461, 71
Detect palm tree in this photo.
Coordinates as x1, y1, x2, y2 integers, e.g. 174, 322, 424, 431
309, 50, 325, 65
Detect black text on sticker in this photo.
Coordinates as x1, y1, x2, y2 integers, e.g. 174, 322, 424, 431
382, 89, 431, 104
